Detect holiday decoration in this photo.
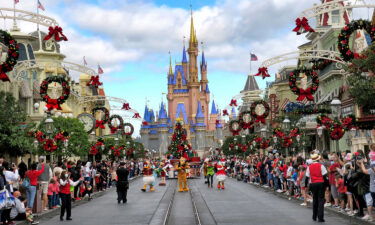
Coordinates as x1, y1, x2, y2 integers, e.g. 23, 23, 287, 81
44, 26, 68, 42
167, 122, 192, 159
34, 130, 69, 153
316, 114, 356, 140
222, 109, 229, 116
133, 113, 141, 119
111, 146, 123, 157
273, 127, 300, 148
0, 30, 19, 82
229, 99, 237, 107
142, 121, 149, 126
239, 111, 253, 129
250, 100, 270, 124
108, 114, 124, 134
255, 67, 270, 79
87, 75, 102, 88
123, 123, 134, 136
292, 17, 315, 35
89, 145, 99, 156
43, 139, 58, 152
338, 19, 375, 62
311, 59, 334, 71
92, 106, 110, 129
40, 76, 71, 111
229, 120, 241, 136
122, 103, 131, 110
289, 68, 319, 101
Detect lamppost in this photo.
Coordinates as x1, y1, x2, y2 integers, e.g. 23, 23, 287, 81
283, 117, 291, 156
331, 98, 342, 153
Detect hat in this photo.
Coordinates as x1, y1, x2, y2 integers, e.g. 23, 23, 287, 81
310, 153, 321, 162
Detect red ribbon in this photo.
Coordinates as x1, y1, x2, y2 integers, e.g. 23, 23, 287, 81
46, 99, 62, 111
229, 99, 237, 107
292, 17, 315, 35
255, 67, 270, 79
43, 139, 58, 152
44, 26, 68, 42
255, 116, 266, 124
54, 132, 65, 141
89, 146, 98, 156
87, 75, 102, 87
110, 127, 118, 134
0, 72, 10, 82
95, 120, 105, 129
35, 131, 45, 142
242, 123, 253, 129
122, 103, 131, 110
142, 121, 149, 126
296, 88, 314, 101
223, 109, 229, 116
133, 113, 141, 119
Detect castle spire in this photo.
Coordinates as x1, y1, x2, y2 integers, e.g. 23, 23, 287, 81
196, 101, 204, 118
189, 10, 197, 46
182, 45, 187, 63
210, 100, 218, 114
168, 52, 173, 75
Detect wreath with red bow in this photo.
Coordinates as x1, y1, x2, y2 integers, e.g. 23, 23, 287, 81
108, 114, 124, 134
250, 100, 270, 124
92, 106, 110, 129
40, 76, 71, 111
338, 19, 375, 62
111, 146, 123, 157
87, 75, 102, 88
316, 114, 356, 140
229, 120, 241, 136
239, 111, 253, 129
0, 30, 19, 82
34, 130, 69, 153
123, 123, 134, 136
289, 68, 319, 102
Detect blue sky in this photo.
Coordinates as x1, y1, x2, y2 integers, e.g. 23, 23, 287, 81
6, 0, 372, 136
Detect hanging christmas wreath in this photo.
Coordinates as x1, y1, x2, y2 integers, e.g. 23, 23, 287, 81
329, 124, 345, 140
108, 114, 124, 134
92, 106, 110, 129
0, 30, 19, 82
123, 123, 134, 136
338, 19, 375, 62
229, 120, 241, 136
289, 68, 319, 102
250, 100, 270, 124
111, 146, 123, 157
316, 114, 356, 140
40, 76, 71, 111
239, 111, 253, 129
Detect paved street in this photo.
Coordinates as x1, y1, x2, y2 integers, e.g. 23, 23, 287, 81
37, 177, 363, 225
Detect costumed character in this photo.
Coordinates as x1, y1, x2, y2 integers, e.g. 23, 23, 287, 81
175, 157, 190, 192
151, 162, 157, 187
159, 162, 167, 186
206, 159, 215, 188
202, 158, 209, 184
216, 159, 227, 190
141, 161, 155, 192
164, 160, 174, 179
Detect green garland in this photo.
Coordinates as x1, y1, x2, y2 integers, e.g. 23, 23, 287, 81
0, 30, 19, 82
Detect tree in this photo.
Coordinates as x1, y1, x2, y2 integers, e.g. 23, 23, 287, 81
0, 91, 34, 157
347, 43, 375, 109
36, 117, 90, 157
167, 122, 192, 158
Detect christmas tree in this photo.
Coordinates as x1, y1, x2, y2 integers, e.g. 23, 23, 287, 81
167, 122, 192, 159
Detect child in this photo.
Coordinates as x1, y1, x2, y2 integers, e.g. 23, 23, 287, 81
59, 170, 83, 221
336, 173, 347, 213
53, 171, 60, 208
47, 178, 55, 209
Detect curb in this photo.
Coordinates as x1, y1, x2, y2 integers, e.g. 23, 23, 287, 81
239, 178, 374, 225
16, 176, 140, 225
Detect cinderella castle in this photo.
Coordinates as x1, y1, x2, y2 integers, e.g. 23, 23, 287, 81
140, 14, 224, 156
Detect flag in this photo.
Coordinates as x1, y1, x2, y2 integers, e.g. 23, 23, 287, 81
14, 0, 19, 4
250, 53, 258, 61
98, 65, 104, 74
83, 56, 87, 66
38, 0, 45, 11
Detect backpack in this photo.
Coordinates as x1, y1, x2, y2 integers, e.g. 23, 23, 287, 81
21, 177, 30, 189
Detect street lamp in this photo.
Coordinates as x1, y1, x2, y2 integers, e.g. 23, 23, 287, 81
296, 135, 301, 143
283, 117, 291, 131
330, 98, 342, 119
260, 127, 267, 138
44, 117, 55, 136
317, 126, 324, 137
114, 137, 119, 146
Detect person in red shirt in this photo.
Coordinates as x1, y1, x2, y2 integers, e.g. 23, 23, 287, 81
59, 170, 82, 221
25, 163, 45, 209
328, 154, 341, 207
336, 173, 347, 212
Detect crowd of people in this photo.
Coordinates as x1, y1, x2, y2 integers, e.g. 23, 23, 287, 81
223, 144, 375, 222
0, 156, 142, 225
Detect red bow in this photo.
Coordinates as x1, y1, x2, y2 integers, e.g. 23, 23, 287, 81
242, 122, 253, 129
54, 132, 65, 141
133, 113, 141, 119
255, 67, 270, 79
142, 121, 149, 126
87, 75, 102, 88
113, 148, 121, 157
95, 120, 105, 129
275, 130, 285, 138
261, 140, 270, 149
46, 98, 62, 111
330, 127, 344, 140
110, 127, 118, 134
44, 26, 68, 42
282, 137, 293, 147
289, 128, 299, 137
215, 120, 220, 125
255, 137, 263, 143
43, 139, 58, 152
89, 146, 98, 156
0, 72, 10, 82
296, 88, 314, 101
229, 99, 237, 107
255, 116, 266, 124
341, 117, 353, 129
223, 109, 229, 116
241, 144, 248, 152
122, 103, 131, 110
292, 17, 315, 35
35, 131, 45, 142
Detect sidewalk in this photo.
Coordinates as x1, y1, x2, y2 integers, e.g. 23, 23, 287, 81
235, 178, 374, 225
16, 176, 140, 225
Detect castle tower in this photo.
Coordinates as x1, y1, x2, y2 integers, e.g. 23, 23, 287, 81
167, 54, 174, 95
182, 45, 188, 81
208, 100, 218, 130
200, 50, 208, 92
240, 75, 262, 112
158, 102, 169, 154
215, 115, 223, 147
195, 101, 206, 150
140, 105, 150, 148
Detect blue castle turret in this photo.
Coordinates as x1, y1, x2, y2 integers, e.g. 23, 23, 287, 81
195, 101, 206, 150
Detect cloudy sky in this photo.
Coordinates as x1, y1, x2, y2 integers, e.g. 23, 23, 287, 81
2, 0, 372, 135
